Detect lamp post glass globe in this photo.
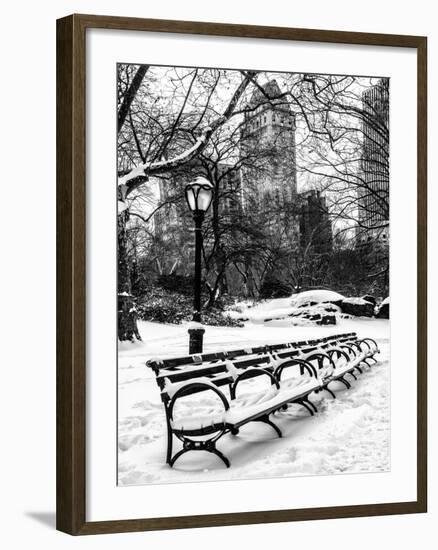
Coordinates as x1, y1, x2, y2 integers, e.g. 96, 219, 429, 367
185, 176, 214, 213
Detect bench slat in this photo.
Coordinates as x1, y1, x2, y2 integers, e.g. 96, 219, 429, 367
147, 332, 358, 371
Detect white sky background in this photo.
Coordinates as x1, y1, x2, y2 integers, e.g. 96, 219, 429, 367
122, 65, 384, 229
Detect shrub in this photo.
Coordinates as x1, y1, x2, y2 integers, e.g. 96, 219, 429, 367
259, 274, 291, 299
136, 287, 243, 327
156, 273, 194, 296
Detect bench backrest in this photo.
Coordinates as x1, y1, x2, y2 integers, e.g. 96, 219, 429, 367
147, 331, 357, 372
148, 332, 359, 403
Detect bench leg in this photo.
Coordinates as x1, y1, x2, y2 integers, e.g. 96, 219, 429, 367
305, 397, 318, 413
210, 447, 231, 468
165, 418, 173, 465
229, 384, 236, 400
257, 415, 282, 438
169, 447, 190, 468
169, 437, 230, 468
338, 376, 351, 389
323, 386, 336, 399
297, 399, 315, 416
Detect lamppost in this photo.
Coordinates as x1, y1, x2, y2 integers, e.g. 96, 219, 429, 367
185, 176, 214, 354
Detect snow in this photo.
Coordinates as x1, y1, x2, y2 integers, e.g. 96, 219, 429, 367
163, 376, 221, 399
225, 360, 239, 381
341, 297, 370, 305
118, 136, 207, 186
331, 354, 364, 377
117, 164, 147, 187
186, 321, 204, 330
228, 290, 344, 323
289, 289, 345, 306
224, 377, 320, 426
118, 317, 390, 485
146, 356, 163, 365
380, 296, 390, 306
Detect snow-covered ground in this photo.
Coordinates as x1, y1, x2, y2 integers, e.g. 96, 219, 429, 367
118, 315, 390, 486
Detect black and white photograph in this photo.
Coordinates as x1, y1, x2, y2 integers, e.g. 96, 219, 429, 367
0, 0, 431, 543
117, 64, 390, 486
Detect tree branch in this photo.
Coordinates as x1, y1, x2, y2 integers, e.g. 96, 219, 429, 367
118, 65, 149, 133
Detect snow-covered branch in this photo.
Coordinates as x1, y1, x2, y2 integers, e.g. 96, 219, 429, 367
117, 71, 256, 192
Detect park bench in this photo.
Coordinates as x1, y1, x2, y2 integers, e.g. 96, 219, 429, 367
146, 332, 380, 468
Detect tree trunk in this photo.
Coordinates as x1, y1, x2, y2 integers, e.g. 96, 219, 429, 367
205, 181, 227, 309
118, 65, 149, 133
205, 266, 226, 309
118, 211, 142, 342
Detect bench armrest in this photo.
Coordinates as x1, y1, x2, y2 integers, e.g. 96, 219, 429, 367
338, 344, 359, 358
302, 352, 337, 379
168, 381, 230, 421
327, 347, 351, 363
357, 338, 379, 353
274, 358, 317, 380
230, 368, 279, 400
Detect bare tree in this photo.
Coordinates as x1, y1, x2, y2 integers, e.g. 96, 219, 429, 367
117, 66, 257, 340
119, 69, 390, 338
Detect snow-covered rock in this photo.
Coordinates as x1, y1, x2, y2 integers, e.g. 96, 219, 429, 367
361, 294, 377, 305
286, 304, 338, 326
230, 290, 345, 324
376, 297, 390, 319
290, 289, 345, 308
340, 297, 374, 317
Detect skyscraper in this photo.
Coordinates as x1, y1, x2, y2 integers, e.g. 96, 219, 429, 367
240, 79, 297, 215
357, 78, 389, 245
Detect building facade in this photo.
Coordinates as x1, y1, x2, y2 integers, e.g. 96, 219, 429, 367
357, 78, 389, 246
240, 79, 297, 216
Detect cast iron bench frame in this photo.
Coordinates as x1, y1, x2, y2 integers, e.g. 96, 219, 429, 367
147, 332, 379, 468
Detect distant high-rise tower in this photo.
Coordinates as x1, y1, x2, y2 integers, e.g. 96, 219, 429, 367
357, 78, 389, 245
240, 79, 297, 216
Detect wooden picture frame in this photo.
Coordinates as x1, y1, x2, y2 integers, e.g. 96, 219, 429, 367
56, 13, 427, 535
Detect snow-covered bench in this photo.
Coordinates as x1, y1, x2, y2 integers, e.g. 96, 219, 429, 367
146, 332, 379, 468
299, 337, 380, 397
322, 337, 379, 392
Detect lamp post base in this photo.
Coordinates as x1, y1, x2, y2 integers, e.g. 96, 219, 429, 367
188, 328, 205, 354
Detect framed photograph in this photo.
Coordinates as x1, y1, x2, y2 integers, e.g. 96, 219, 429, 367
56, 14, 427, 535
